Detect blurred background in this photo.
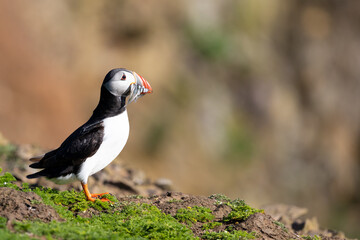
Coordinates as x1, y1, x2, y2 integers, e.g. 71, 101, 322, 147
0, 0, 359, 237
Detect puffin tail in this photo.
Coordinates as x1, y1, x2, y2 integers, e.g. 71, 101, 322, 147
26, 169, 47, 179
29, 162, 44, 169
27, 149, 58, 179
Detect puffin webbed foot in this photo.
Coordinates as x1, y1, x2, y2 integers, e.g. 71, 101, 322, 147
81, 183, 113, 202
91, 192, 112, 202
91, 192, 109, 198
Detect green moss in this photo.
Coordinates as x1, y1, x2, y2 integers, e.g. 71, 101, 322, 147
30, 199, 42, 205
0, 229, 36, 240
167, 199, 184, 203
14, 203, 198, 240
202, 222, 222, 230
28, 186, 117, 218
223, 199, 263, 222
20, 182, 30, 191
211, 196, 262, 223
202, 230, 256, 240
274, 220, 288, 233
302, 235, 322, 240
209, 194, 231, 204
0, 168, 19, 190
175, 206, 215, 225
0, 216, 7, 229
0, 217, 35, 240
128, 194, 145, 199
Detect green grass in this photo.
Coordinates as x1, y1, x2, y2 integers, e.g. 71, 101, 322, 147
0, 168, 19, 189
174, 206, 215, 225
167, 199, 184, 203
223, 199, 263, 222
302, 235, 322, 240
210, 194, 262, 223
0, 217, 35, 240
202, 222, 222, 230
20, 183, 116, 220
209, 194, 231, 204
0, 228, 36, 240
273, 220, 288, 233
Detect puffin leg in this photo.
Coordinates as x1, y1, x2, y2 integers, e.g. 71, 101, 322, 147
81, 182, 96, 202
81, 183, 111, 202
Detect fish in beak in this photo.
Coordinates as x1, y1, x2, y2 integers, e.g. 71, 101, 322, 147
127, 72, 153, 104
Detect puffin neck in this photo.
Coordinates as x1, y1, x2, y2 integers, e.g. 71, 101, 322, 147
91, 87, 126, 120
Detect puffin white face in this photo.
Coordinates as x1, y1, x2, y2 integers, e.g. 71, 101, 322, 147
103, 68, 152, 104
103, 70, 136, 97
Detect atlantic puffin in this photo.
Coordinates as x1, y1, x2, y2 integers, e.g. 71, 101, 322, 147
27, 68, 152, 202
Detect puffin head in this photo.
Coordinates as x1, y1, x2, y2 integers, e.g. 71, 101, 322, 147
102, 68, 152, 104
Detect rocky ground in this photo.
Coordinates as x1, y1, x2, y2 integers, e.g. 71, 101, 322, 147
0, 138, 355, 239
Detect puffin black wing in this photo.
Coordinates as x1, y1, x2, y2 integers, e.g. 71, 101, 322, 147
27, 120, 104, 179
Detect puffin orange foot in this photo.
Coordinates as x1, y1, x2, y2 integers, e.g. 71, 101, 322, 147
91, 192, 112, 202
91, 192, 109, 198
81, 183, 112, 202
98, 197, 112, 202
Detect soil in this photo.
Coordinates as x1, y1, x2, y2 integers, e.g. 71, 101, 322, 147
0, 187, 62, 223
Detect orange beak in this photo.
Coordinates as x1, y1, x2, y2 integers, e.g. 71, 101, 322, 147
127, 71, 152, 104
134, 72, 152, 94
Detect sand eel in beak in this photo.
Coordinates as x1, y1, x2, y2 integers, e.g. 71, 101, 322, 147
27, 68, 152, 202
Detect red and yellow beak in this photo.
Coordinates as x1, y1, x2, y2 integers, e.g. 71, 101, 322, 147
134, 72, 152, 94
128, 71, 152, 104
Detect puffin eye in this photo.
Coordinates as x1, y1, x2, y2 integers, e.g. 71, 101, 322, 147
121, 73, 126, 80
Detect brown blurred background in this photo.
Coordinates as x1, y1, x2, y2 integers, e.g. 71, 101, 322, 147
0, 0, 359, 238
